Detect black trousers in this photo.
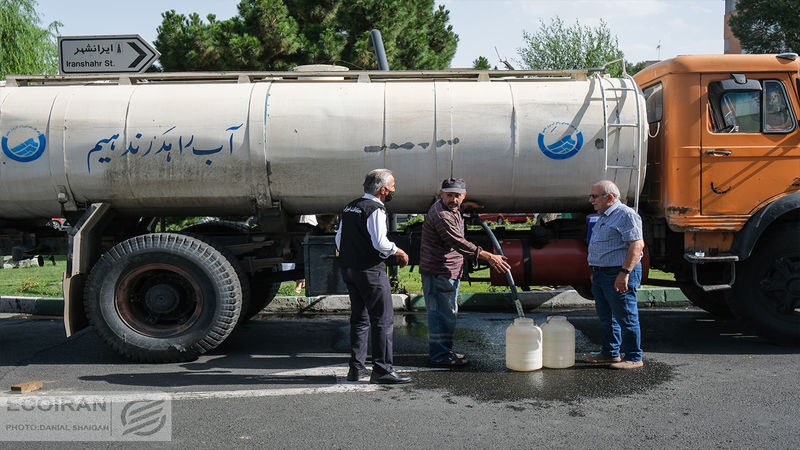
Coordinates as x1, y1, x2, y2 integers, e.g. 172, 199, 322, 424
341, 266, 394, 375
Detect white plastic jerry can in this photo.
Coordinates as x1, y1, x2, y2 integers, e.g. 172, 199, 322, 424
541, 315, 576, 368
505, 317, 543, 371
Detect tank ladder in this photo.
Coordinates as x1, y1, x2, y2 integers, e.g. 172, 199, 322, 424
595, 61, 643, 211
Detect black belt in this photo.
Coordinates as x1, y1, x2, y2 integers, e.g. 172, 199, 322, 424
590, 265, 618, 271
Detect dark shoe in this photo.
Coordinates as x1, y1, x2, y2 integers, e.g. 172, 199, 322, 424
346, 367, 371, 381
370, 371, 411, 384
584, 353, 622, 364
428, 352, 469, 368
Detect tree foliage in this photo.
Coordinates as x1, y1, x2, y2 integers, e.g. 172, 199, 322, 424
626, 60, 649, 75
472, 56, 490, 70
155, 0, 458, 71
728, 0, 799, 54
516, 17, 624, 77
0, 0, 61, 77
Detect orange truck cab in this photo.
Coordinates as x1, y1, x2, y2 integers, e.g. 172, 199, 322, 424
634, 53, 799, 343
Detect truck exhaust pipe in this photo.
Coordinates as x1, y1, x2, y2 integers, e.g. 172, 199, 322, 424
370, 29, 389, 71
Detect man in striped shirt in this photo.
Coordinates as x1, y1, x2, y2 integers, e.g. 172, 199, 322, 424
420, 178, 510, 367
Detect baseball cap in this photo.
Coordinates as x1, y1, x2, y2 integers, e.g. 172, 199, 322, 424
441, 177, 467, 193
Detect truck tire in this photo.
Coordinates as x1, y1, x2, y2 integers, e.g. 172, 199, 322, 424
675, 265, 733, 317
84, 233, 242, 362
183, 219, 252, 234
182, 220, 279, 321
245, 277, 281, 320
726, 223, 800, 345
178, 230, 252, 324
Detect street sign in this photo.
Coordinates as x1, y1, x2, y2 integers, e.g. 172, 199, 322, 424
58, 35, 160, 74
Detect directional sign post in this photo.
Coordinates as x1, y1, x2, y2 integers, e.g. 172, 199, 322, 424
58, 35, 160, 74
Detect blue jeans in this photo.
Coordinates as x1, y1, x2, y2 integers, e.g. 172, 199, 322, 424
591, 264, 643, 362
421, 274, 460, 362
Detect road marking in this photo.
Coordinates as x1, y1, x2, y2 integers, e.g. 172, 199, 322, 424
0, 365, 439, 402
1, 384, 381, 403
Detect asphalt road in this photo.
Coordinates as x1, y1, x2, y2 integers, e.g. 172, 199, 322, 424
1, 307, 798, 448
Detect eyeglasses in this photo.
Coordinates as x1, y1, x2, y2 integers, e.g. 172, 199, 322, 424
588, 193, 608, 199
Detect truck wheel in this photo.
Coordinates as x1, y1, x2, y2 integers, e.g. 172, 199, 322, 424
84, 233, 242, 362
675, 265, 733, 317
178, 231, 252, 324
183, 219, 251, 234
726, 223, 800, 345
182, 221, 277, 322
245, 277, 281, 320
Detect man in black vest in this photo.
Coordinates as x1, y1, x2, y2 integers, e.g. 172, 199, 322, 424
335, 169, 410, 384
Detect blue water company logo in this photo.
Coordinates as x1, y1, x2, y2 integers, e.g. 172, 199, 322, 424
2, 125, 47, 162
537, 122, 583, 160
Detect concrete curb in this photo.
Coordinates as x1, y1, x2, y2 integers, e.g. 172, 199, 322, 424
0, 296, 63, 316
265, 294, 407, 313
405, 287, 690, 312
0, 288, 689, 316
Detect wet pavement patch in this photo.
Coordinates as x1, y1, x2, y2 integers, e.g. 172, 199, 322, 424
410, 360, 673, 403
395, 312, 674, 403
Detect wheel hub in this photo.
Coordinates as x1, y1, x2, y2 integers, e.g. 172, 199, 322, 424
144, 284, 181, 315
115, 264, 204, 337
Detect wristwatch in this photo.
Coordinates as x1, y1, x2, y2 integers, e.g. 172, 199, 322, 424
619, 268, 631, 274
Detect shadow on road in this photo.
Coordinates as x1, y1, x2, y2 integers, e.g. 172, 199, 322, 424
567, 308, 800, 356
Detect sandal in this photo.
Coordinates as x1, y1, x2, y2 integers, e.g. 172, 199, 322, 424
428, 352, 469, 367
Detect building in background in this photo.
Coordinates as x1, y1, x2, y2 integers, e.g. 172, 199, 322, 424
724, 0, 743, 54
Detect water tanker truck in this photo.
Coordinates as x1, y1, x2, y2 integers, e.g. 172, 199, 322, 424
0, 53, 797, 360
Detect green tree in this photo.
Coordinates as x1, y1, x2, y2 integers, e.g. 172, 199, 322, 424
472, 56, 490, 70
626, 60, 649, 75
516, 17, 623, 77
0, 0, 61, 78
728, 0, 799, 54
155, 0, 458, 71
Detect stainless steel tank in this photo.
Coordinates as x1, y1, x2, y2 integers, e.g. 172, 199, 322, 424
0, 72, 646, 218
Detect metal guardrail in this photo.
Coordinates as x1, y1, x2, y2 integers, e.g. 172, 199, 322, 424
5, 69, 591, 87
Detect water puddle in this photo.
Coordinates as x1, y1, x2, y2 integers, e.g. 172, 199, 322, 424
410, 360, 673, 402
395, 312, 674, 402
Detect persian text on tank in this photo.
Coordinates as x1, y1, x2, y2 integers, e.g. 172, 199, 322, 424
86, 124, 244, 173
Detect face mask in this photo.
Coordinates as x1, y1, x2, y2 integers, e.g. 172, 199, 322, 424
384, 190, 394, 203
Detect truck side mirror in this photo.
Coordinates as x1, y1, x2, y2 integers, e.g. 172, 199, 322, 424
718, 77, 762, 91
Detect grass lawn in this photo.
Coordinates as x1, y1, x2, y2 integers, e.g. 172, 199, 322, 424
283, 265, 675, 296
389, 265, 675, 294
0, 255, 675, 298
0, 255, 67, 297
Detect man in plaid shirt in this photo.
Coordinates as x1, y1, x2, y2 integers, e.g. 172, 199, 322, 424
420, 178, 511, 367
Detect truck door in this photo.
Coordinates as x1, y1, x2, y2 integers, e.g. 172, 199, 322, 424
700, 74, 799, 215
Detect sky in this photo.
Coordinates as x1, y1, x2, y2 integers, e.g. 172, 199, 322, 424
36, 0, 725, 69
